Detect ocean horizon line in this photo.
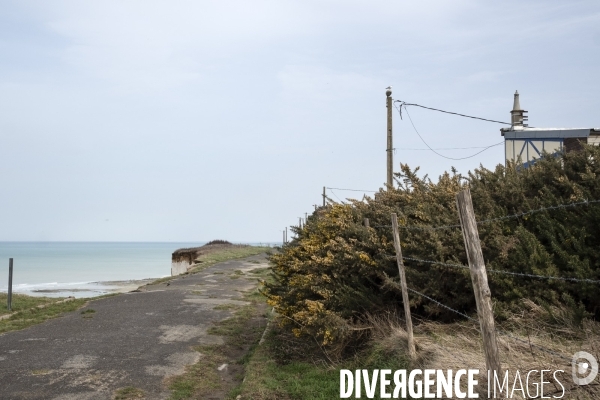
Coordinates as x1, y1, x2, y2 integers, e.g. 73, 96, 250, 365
0, 241, 279, 244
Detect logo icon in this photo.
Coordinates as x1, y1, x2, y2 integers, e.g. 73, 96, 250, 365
572, 351, 598, 386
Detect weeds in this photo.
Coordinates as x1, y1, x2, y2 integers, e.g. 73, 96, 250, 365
213, 304, 239, 311
114, 386, 145, 399
167, 286, 268, 399
0, 293, 60, 316
30, 369, 51, 375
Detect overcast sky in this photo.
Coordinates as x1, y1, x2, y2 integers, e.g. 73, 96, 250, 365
1, 1, 599, 242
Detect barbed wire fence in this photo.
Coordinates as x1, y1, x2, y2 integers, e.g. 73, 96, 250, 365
376, 189, 599, 381
280, 186, 599, 396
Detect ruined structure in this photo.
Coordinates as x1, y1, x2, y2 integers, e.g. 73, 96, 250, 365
171, 241, 244, 276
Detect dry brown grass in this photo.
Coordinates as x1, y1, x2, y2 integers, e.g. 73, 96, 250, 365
351, 301, 600, 399
409, 299, 600, 399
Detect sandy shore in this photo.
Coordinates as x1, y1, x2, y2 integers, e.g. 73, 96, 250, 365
28, 278, 160, 297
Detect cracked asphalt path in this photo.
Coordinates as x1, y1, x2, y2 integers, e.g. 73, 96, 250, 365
0, 253, 269, 400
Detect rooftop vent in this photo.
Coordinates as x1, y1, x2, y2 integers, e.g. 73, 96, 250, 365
510, 90, 528, 127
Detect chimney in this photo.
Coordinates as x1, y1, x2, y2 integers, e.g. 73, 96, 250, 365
510, 90, 528, 127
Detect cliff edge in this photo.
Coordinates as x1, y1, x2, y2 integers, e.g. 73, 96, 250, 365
171, 240, 247, 276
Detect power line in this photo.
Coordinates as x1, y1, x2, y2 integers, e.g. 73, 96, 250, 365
328, 189, 344, 204
395, 100, 511, 125
398, 146, 502, 151
403, 106, 504, 161
326, 187, 378, 193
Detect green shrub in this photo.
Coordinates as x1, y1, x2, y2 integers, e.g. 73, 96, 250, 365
263, 145, 600, 346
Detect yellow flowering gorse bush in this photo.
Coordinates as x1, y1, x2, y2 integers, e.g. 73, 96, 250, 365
263, 148, 600, 346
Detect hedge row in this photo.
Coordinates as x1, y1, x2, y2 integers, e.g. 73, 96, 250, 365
263, 146, 600, 345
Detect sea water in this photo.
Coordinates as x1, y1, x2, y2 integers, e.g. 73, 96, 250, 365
0, 242, 201, 298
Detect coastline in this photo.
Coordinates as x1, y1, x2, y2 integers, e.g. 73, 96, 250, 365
4, 278, 163, 298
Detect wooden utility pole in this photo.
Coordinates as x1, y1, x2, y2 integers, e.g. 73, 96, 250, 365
299, 217, 302, 229
456, 189, 501, 383
285, 227, 288, 243
283, 230, 285, 245
364, 218, 370, 228
386, 87, 393, 188
322, 187, 326, 207
391, 213, 416, 359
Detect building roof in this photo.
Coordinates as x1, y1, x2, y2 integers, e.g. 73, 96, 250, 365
501, 127, 600, 139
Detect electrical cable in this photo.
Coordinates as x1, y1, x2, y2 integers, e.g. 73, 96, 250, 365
403, 106, 504, 161
326, 187, 378, 193
395, 100, 511, 125
398, 146, 503, 151
329, 189, 344, 204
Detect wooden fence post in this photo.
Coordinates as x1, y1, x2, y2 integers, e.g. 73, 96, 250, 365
364, 218, 370, 228
8, 258, 13, 311
391, 213, 416, 359
456, 189, 501, 384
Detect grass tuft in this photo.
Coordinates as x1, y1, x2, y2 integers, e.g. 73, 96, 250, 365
114, 386, 145, 399
31, 369, 52, 375
0, 297, 88, 334
213, 304, 239, 311
168, 346, 224, 399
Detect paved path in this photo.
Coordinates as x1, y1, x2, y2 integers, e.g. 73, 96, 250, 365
0, 254, 269, 400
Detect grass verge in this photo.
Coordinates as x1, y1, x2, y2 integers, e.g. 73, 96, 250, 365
229, 322, 410, 400
166, 266, 272, 399
168, 345, 227, 399
167, 303, 268, 399
0, 297, 88, 334
228, 267, 412, 400
0, 293, 65, 316
0, 293, 119, 335
238, 298, 600, 399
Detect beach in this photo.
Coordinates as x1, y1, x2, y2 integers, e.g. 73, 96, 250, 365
0, 242, 199, 298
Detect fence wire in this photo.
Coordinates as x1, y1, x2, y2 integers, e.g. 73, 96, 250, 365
406, 286, 581, 366
325, 193, 599, 367
326, 187, 379, 193
407, 287, 477, 322
402, 256, 600, 284
475, 199, 600, 226
374, 223, 461, 230
372, 198, 600, 231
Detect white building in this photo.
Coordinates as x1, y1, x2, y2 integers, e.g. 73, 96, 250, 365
501, 91, 600, 168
